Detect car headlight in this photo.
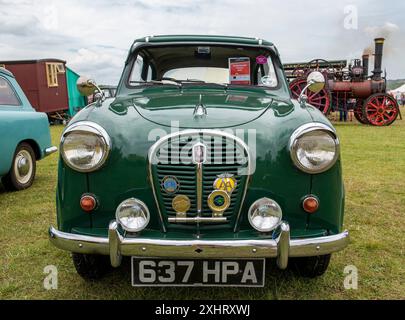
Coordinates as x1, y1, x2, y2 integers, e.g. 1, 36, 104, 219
248, 198, 282, 232
289, 123, 339, 174
61, 121, 111, 172
116, 198, 150, 232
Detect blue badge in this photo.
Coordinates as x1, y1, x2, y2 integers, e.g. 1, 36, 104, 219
162, 176, 179, 194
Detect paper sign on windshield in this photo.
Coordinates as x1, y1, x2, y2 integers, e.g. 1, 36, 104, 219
229, 57, 251, 85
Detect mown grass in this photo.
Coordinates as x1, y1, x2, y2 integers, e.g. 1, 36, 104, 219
0, 111, 404, 300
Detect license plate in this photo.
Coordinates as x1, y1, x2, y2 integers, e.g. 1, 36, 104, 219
131, 257, 265, 287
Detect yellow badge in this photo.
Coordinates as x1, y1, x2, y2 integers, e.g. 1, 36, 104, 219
172, 195, 191, 214
213, 173, 237, 194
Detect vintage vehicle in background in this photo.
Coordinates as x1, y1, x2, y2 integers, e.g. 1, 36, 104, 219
284, 38, 400, 126
49, 35, 349, 286
0, 67, 57, 191
0, 60, 87, 122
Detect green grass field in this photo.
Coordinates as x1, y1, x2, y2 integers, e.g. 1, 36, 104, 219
1, 112, 404, 300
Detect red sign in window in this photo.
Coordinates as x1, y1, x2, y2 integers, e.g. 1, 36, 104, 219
229, 57, 251, 85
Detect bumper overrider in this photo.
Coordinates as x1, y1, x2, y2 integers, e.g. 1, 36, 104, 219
49, 221, 349, 269
44, 146, 58, 157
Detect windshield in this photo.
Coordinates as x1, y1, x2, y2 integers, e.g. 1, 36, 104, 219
128, 45, 279, 88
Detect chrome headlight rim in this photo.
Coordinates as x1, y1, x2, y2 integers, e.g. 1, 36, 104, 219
60, 121, 111, 173
248, 197, 283, 233
115, 198, 150, 233
289, 123, 340, 174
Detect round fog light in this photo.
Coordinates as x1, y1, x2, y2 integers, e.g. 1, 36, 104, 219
248, 198, 282, 232
116, 198, 150, 232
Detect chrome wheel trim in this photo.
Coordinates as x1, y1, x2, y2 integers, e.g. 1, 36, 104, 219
14, 150, 33, 184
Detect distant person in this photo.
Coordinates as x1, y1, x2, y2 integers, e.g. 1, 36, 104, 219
339, 102, 347, 122
347, 99, 355, 122
330, 103, 338, 121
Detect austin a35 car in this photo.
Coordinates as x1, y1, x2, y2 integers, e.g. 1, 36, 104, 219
49, 35, 349, 286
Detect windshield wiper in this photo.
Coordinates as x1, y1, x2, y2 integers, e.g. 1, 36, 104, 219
129, 80, 182, 87
130, 79, 229, 90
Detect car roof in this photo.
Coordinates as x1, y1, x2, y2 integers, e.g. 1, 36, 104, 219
133, 35, 273, 46
0, 67, 14, 78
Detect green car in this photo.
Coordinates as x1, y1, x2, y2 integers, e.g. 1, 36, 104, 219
0, 67, 57, 191
49, 35, 349, 286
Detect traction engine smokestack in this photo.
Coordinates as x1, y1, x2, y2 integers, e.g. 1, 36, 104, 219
372, 38, 384, 80
362, 54, 369, 80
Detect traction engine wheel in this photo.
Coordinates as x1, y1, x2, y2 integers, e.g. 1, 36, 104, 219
362, 93, 399, 126
289, 78, 331, 115
353, 100, 369, 124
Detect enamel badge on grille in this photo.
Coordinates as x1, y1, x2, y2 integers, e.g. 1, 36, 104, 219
213, 173, 237, 194
208, 190, 231, 216
192, 142, 207, 164
161, 176, 179, 194
172, 195, 191, 217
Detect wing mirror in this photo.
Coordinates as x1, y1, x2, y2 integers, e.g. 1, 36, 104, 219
77, 76, 105, 105
298, 71, 325, 107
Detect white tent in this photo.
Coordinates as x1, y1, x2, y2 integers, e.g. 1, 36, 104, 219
390, 84, 405, 95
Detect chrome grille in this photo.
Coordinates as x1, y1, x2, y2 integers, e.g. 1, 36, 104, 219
149, 130, 250, 231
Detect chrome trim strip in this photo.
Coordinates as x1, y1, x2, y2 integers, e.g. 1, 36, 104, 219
196, 162, 203, 215
60, 121, 112, 173
147, 170, 166, 233
148, 129, 252, 232
49, 225, 349, 266
44, 146, 58, 157
289, 122, 340, 174
168, 216, 227, 223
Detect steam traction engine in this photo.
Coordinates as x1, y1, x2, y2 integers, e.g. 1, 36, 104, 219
284, 38, 400, 126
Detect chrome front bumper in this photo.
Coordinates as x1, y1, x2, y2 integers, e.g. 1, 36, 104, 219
49, 222, 349, 269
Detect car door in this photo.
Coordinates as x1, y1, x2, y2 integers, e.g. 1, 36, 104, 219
0, 74, 25, 176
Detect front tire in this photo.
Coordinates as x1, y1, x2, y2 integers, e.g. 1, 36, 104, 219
72, 253, 112, 280
290, 254, 331, 278
2, 142, 36, 191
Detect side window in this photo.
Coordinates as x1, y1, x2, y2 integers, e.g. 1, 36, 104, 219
46, 62, 64, 87
130, 56, 154, 83
46, 63, 58, 87
146, 65, 152, 81
0, 77, 21, 106
130, 55, 145, 82
256, 57, 278, 87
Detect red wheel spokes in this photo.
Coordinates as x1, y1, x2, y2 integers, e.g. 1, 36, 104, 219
365, 94, 399, 125
289, 78, 330, 114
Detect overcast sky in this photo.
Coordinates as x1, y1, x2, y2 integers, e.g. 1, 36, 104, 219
1, 0, 404, 84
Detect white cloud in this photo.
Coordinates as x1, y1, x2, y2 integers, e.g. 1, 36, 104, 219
67, 48, 125, 84
0, 0, 405, 82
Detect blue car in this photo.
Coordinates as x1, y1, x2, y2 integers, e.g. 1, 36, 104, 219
0, 67, 57, 191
